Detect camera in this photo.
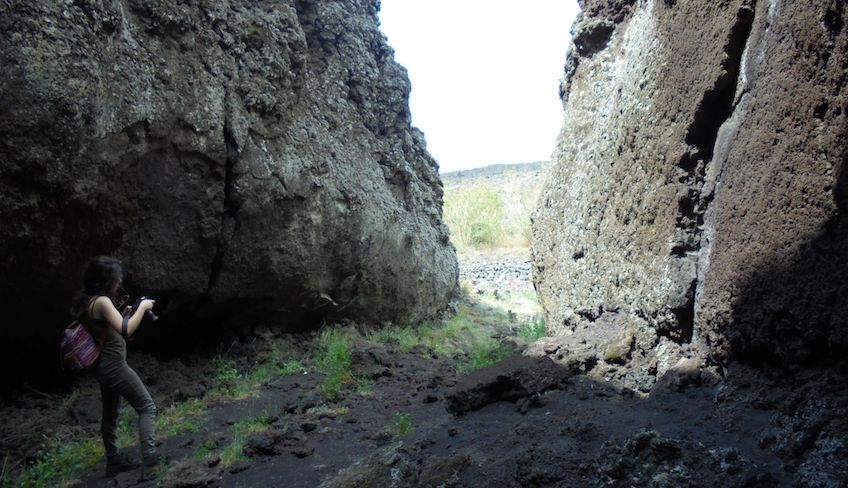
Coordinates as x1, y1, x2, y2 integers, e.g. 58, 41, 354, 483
130, 296, 158, 322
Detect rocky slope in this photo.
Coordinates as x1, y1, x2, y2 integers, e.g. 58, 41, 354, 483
532, 0, 847, 386
0, 0, 458, 390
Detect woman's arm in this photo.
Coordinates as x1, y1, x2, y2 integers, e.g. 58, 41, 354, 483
93, 296, 154, 338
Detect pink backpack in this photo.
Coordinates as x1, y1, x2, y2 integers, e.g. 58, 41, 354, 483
60, 321, 102, 370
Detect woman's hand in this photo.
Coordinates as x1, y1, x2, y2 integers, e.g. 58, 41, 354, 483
139, 299, 155, 312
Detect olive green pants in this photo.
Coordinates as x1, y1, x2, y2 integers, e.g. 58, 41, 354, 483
97, 361, 157, 460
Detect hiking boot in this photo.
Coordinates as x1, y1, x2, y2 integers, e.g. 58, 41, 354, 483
105, 452, 137, 477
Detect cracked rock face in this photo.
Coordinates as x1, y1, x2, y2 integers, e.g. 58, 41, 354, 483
0, 0, 457, 384
533, 0, 847, 369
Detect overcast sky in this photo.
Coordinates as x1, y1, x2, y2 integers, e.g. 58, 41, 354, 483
378, 1, 581, 173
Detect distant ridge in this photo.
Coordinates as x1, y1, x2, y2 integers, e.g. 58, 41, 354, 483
441, 161, 550, 180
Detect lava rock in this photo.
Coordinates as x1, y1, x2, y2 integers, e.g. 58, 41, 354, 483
162, 457, 223, 488
445, 355, 571, 415
0, 0, 458, 389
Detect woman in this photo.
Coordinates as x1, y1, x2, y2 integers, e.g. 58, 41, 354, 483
74, 256, 159, 476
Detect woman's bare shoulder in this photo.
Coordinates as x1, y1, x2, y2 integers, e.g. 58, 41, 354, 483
91, 296, 115, 317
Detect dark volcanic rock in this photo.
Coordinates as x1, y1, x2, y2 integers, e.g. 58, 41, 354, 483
532, 0, 848, 372
596, 431, 777, 488
0, 0, 458, 388
162, 457, 223, 488
350, 339, 394, 379
445, 355, 571, 415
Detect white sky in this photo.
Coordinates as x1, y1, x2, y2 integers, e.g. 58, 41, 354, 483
378, 1, 581, 173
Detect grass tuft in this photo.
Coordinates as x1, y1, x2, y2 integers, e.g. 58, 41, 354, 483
392, 412, 413, 437
14, 438, 103, 488
315, 329, 353, 401
354, 376, 374, 396
280, 359, 305, 376
156, 398, 205, 437
194, 440, 217, 460
517, 318, 547, 343
456, 339, 513, 374
220, 414, 270, 467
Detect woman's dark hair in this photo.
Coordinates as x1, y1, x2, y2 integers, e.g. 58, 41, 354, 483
83, 256, 124, 298
71, 256, 124, 318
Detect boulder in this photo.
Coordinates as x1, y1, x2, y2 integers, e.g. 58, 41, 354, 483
0, 0, 458, 388
532, 0, 848, 367
445, 355, 571, 415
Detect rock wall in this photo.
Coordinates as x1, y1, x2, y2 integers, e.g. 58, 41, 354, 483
532, 0, 847, 376
0, 0, 458, 387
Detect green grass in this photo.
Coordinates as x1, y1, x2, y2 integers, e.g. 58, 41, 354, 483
14, 438, 103, 488
219, 414, 270, 467
315, 329, 354, 401
517, 318, 547, 343
368, 305, 516, 375
194, 440, 217, 459
280, 359, 305, 376
211, 358, 253, 400
117, 408, 135, 448
369, 324, 421, 352
369, 310, 479, 358
354, 376, 374, 396
211, 350, 305, 402
393, 412, 412, 437
456, 338, 513, 374
157, 398, 205, 437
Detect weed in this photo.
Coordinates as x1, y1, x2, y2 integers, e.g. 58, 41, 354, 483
157, 398, 205, 437
459, 279, 474, 297
153, 462, 168, 486
279, 359, 305, 376
457, 338, 512, 374
220, 414, 270, 467
117, 408, 135, 448
392, 412, 412, 437
212, 358, 250, 399
315, 329, 353, 401
60, 390, 79, 414
369, 324, 420, 352
211, 358, 262, 400
517, 318, 547, 343
246, 363, 275, 385
306, 404, 350, 417
194, 440, 217, 459
354, 376, 374, 396
14, 438, 103, 487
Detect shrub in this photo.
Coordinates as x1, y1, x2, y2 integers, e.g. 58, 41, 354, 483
443, 182, 506, 248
